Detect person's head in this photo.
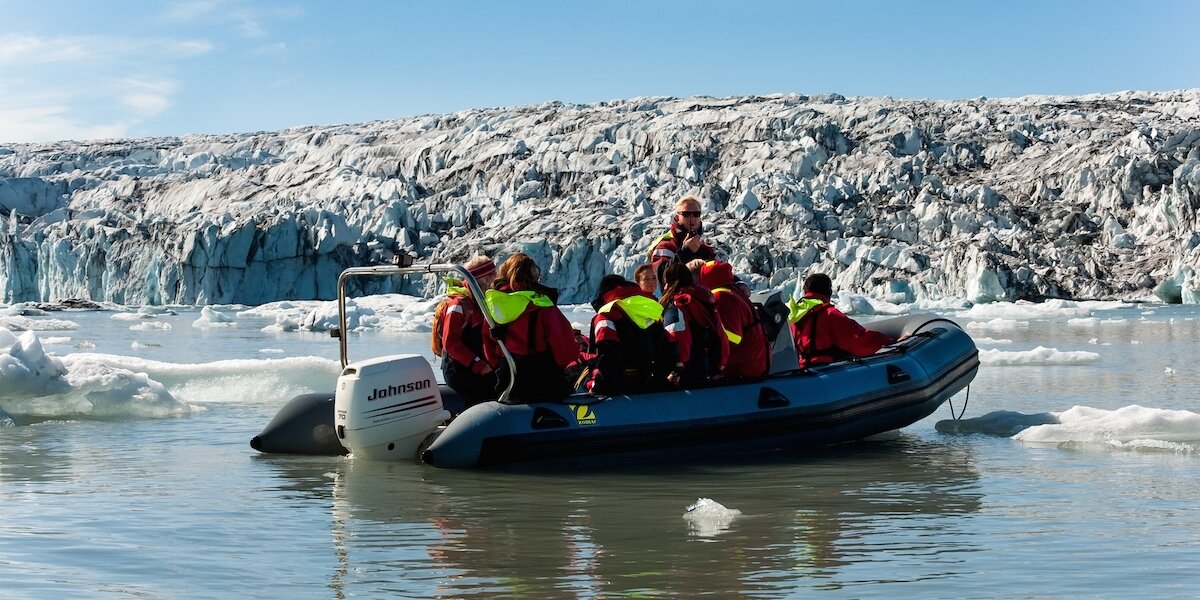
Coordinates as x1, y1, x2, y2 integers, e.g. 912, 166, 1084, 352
659, 260, 694, 306
633, 263, 658, 296
686, 259, 706, 283
500, 253, 542, 291
698, 260, 735, 290
464, 256, 496, 290
803, 273, 833, 298
672, 195, 703, 234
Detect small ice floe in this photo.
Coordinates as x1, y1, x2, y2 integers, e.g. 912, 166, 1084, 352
978, 346, 1100, 366
958, 300, 1090, 320
110, 312, 156, 321
1131, 340, 1141, 345
259, 348, 285, 354
75, 341, 96, 350
130, 321, 173, 331
3, 330, 187, 421
936, 410, 1060, 436
131, 341, 162, 349
965, 318, 1030, 331
974, 337, 1014, 345
683, 498, 742, 538
40, 336, 72, 345
1088, 338, 1098, 344
262, 314, 302, 332
1013, 405, 1200, 452
0, 315, 80, 331
192, 306, 237, 328
1164, 367, 1175, 376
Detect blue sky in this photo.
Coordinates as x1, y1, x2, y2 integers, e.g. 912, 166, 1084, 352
2, 0, 1197, 143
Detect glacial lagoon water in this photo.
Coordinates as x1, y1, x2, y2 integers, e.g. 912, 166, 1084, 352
2, 301, 1199, 599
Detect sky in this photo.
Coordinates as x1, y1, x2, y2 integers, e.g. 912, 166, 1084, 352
1, 0, 1198, 144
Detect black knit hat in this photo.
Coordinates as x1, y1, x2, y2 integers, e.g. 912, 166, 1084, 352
592, 274, 630, 311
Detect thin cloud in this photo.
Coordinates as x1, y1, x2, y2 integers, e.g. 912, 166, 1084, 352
0, 34, 213, 67
0, 105, 129, 143
119, 79, 179, 116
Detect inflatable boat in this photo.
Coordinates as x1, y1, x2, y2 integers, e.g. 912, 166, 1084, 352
250, 263, 979, 469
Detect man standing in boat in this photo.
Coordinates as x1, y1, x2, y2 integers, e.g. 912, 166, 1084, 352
648, 195, 717, 276
789, 273, 896, 368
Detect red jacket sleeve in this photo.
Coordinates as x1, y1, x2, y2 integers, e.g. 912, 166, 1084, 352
827, 310, 896, 357
663, 306, 691, 367
441, 298, 489, 373
712, 310, 730, 371
713, 291, 747, 343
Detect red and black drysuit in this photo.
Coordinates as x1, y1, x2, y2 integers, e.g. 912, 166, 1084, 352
662, 285, 729, 386
483, 285, 581, 402
587, 282, 675, 395
790, 292, 896, 368
699, 261, 769, 379
438, 292, 502, 403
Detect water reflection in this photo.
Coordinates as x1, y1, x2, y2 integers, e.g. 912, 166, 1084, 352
260, 435, 983, 597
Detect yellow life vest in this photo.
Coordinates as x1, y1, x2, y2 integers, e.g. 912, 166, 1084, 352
787, 297, 826, 324
483, 289, 555, 325
598, 294, 664, 329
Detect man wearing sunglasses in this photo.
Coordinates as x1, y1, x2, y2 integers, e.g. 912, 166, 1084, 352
648, 195, 717, 275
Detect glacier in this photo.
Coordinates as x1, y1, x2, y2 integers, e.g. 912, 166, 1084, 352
1, 90, 1198, 306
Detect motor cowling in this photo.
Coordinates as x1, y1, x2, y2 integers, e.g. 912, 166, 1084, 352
334, 354, 449, 460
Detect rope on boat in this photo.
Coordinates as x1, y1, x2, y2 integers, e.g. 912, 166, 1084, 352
947, 383, 971, 421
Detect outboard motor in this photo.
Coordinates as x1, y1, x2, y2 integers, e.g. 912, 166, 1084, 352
335, 354, 450, 460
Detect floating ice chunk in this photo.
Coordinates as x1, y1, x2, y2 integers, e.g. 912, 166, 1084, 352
1088, 338, 1098, 344
131, 341, 162, 349
965, 318, 1030, 331
979, 346, 1100, 366
0, 315, 80, 331
111, 312, 159, 321
192, 306, 236, 328
259, 348, 285, 354
76, 341, 96, 350
958, 299, 1090, 319
1164, 367, 1175, 375
40, 336, 72, 345
130, 321, 173, 331
0, 330, 70, 398
974, 337, 1013, 345
1068, 317, 1099, 326
1131, 340, 1141, 345
683, 498, 742, 538
1013, 405, 1200, 451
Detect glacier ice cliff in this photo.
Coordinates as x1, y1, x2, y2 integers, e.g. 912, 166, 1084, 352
1, 90, 1198, 305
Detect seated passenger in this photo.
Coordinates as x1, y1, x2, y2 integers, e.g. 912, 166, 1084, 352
660, 262, 728, 386
483, 254, 580, 402
698, 260, 769, 379
436, 256, 501, 404
789, 273, 896, 368
587, 275, 675, 395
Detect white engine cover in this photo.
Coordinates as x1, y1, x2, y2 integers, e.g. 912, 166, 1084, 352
334, 354, 449, 460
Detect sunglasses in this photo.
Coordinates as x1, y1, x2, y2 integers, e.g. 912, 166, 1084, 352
677, 211, 702, 218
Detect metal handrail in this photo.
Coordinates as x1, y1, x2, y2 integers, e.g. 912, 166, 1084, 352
335, 263, 517, 404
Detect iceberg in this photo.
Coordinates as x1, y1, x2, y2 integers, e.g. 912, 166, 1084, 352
2, 90, 1199, 306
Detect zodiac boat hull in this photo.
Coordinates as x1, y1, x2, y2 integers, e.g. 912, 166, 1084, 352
421, 313, 979, 469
